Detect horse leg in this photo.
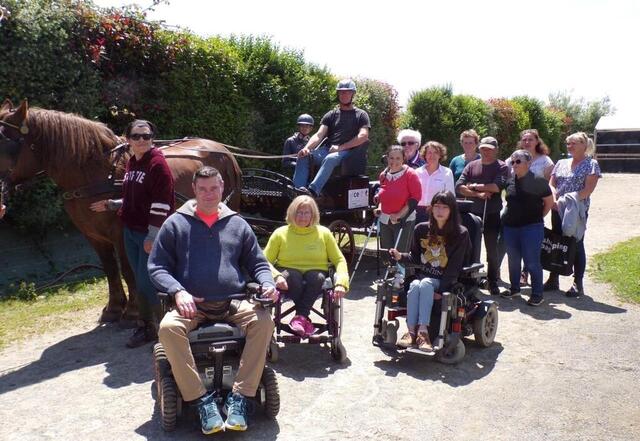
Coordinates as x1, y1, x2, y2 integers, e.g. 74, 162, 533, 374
116, 237, 139, 328
86, 238, 127, 323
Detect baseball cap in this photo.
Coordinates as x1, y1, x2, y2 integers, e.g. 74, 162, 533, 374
478, 136, 498, 149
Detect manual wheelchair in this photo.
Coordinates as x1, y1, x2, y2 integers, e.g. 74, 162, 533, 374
268, 270, 347, 364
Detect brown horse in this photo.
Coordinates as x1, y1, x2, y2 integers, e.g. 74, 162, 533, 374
0, 99, 242, 324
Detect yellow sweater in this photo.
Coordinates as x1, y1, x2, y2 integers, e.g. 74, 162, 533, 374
263, 224, 350, 290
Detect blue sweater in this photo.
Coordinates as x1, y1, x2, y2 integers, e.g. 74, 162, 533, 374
148, 200, 275, 301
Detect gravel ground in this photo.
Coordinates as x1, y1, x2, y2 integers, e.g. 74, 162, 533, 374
1, 173, 639, 441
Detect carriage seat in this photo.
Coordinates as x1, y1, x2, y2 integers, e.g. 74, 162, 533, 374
330, 143, 368, 177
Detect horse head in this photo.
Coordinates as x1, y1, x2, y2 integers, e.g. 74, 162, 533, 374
0, 99, 43, 186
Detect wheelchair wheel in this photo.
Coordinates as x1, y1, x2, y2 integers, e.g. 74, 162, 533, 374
160, 376, 178, 431
153, 343, 170, 397
436, 339, 466, 365
383, 319, 399, 345
331, 338, 348, 363
473, 303, 498, 347
259, 366, 280, 419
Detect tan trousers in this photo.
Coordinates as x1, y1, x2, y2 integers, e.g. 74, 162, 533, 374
158, 300, 274, 401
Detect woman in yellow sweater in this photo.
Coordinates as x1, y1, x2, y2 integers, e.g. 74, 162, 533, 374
263, 196, 349, 337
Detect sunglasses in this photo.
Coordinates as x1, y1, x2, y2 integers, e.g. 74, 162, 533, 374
129, 133, 153, 141
512, 158, 525, 164
400, 141, 417, 147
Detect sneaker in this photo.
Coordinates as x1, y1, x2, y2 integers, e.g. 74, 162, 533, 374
126, 322, 157, 348
289, 315, 307, 337
397, 332, 415, 348
195, 392, 224, 434
501, 289, 521, 298
565, 283, 584, 298
543, 277, 559, 291
416, 330, 433, 352
223, 392, 249, 431
527, 294, 544, 306
488, 283, 501, 296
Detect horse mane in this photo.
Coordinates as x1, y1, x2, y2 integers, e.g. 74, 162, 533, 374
28, 108, 120, 171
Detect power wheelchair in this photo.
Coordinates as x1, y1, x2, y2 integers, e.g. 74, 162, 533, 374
153, 283, 279, 432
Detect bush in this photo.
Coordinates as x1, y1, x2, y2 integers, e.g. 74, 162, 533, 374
487, 98, 531, 159
353, 78, 400, 173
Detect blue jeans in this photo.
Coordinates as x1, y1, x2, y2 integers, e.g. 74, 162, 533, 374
406, 277, 440, 328
124, 226, 159, 321
292, 144, 354, 193
503, 223, 544, 296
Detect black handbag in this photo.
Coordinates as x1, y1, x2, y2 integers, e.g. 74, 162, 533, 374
540, 228, 577, 276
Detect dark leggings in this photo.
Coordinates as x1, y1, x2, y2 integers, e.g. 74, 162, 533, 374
279, 268, 327, 317
550, 210, 586, 282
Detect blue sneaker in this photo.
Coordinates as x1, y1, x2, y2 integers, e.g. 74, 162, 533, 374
195, 392, 224, 434
223, 392, 249, 431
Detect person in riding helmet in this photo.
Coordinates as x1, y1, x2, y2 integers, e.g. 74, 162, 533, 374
294, 79, 371, 196
282, 114, 314, 173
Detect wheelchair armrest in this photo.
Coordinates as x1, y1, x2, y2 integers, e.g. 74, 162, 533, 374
461, 262, 484, 275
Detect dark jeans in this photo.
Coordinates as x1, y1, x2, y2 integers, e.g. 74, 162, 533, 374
550, 210, 586, 282
123, 226, 159, 322
479, 211, 501, 285
503, 223, 544, 296
279, 268, 327, 317
379, 219, 415, 253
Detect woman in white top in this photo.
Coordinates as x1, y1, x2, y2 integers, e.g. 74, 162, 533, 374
415, 141, 456, 223
506, 129, 554, 179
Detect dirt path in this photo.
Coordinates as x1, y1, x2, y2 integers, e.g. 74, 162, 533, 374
1, 174, 639, 441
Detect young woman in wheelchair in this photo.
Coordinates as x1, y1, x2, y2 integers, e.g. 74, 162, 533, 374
263, 196, 349, 337
389, 191, 471, 351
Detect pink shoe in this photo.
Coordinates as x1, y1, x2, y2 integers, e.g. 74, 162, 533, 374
289, 315, 307, 337
300, 316, 315, 337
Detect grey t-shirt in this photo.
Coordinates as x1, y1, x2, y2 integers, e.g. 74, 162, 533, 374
320, 107, 371, 147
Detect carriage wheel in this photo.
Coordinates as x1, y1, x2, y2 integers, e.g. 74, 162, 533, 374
328, 220, 355, 268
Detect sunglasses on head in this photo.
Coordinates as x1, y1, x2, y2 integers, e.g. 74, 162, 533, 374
400, 141, 417, 147
129, 133, 153, 141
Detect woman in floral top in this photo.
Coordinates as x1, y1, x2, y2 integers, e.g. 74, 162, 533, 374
544, 132, 601, 297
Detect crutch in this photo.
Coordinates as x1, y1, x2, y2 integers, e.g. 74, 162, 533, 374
349, 216, 378, 285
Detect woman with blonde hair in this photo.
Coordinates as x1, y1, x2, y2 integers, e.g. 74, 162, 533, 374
263, 196, 349, 337
544, 132, 601, 297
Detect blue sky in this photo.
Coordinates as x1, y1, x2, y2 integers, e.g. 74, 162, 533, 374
93, 0, 638, 116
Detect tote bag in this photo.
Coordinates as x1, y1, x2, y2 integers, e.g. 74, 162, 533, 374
541, 228, 576, 276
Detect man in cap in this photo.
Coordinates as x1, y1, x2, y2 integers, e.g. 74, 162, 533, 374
282, 114, 314, 173
456, 136, 510, 295
294, 79, 371, 196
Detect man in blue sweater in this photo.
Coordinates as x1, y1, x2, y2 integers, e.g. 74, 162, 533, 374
148, 166, 277, 434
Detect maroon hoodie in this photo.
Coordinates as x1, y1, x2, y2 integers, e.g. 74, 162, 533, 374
119, 147, 175, 237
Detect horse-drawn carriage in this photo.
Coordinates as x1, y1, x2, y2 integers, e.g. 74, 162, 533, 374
239, 144, 379, 267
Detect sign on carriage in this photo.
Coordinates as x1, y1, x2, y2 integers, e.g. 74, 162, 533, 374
348, 188, 369, 209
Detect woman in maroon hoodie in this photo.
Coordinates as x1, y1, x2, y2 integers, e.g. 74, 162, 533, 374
91, 120, 175, 348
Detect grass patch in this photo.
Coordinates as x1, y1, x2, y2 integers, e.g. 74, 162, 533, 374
0, 277, 108, 350
590, 237, 640, 303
